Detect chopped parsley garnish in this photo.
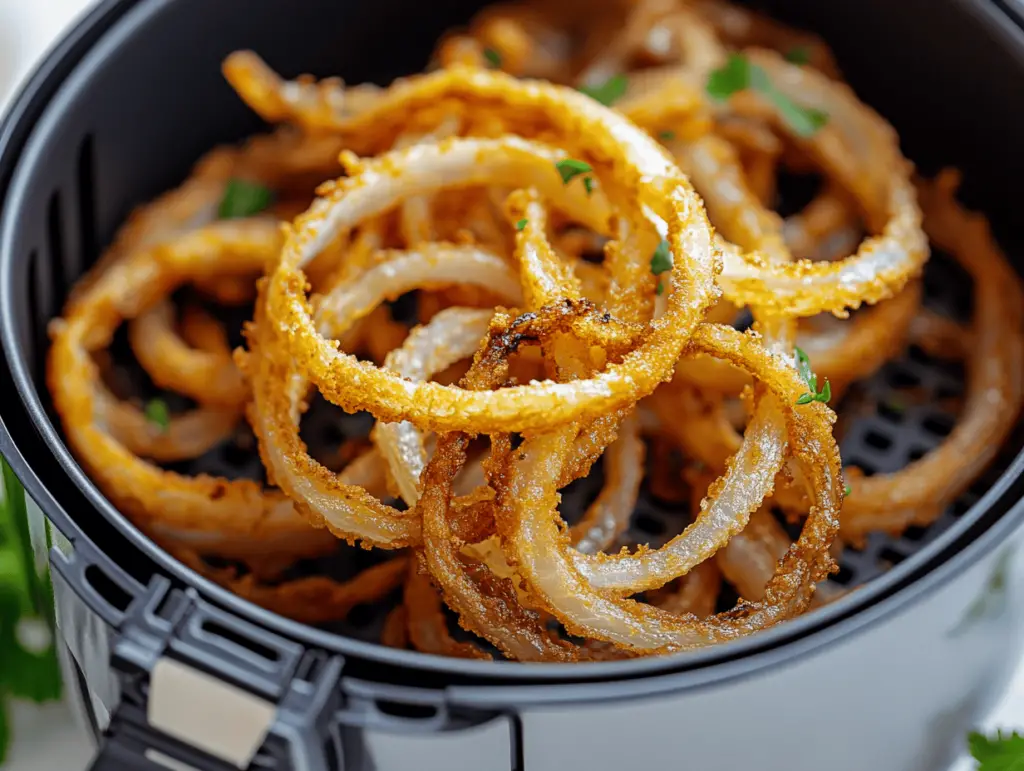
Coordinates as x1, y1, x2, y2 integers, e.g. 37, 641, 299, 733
144, 398, 171, 433
658, 130, 676, 141
555, 158, 593, 183
793, 346, 831, 404
515, 218, 528, 231
844, 484, 852, 497
784, 46, 812, 66
655, 280, 665, 296
706, 53, 829, 138
483, 47, 502, 68
578, 74, 628, 106
555, 159, 596, 195
218, 178, 273, 219
969, 730, 1024, 770
650, 239, 673, 276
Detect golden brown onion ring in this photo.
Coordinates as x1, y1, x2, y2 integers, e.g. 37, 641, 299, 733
174, 548, 407, 625
649, 560, 722, 618
404, 559, 492, 660
47, 219, 336, 563
381, 605, 410, 649
250, 244, 522, 547
690, 0, 842, 78
94, 387, 240, 464
264, 131, 718, 432
840, 172, 1024, 541
497, 323, 841, 653
129, 301, 247, 409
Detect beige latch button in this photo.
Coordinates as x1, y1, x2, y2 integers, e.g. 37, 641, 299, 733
148, 657, 277, 768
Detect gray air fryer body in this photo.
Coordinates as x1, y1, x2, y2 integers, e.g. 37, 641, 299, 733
3, 1, 1024, 770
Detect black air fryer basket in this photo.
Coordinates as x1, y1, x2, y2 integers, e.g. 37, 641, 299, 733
3, 1, 1024, 769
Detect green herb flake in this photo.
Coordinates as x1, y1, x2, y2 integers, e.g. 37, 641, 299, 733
658, 130, 676, 141
773, 96, 829, 138
515, 218, 528, 231
844, 484, 852, 497
655, 280, 665, 296
144, 398, 171, 433
818, 380, 832, 403
578, 74, 628, 107
784, 46, 812, 66
218, 178, 273, 220
583, 176, 595, 196
706, 53, 829, 137
793, 347, 831, 404
650, 240, 673, 276
483, 47, 502, 68
794, 346, 817, 391
706, 53, 755, 101
555, 159, 594, 184
969, 730, 1024, 770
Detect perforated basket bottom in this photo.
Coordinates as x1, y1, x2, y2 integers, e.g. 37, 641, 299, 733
95, 246, 1024, 649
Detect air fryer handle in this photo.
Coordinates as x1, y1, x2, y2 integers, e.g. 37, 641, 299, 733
85, 689, 341, 771
86, 698, 247, 771
50, 538, 347, 771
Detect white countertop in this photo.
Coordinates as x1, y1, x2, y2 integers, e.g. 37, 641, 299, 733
0, 2, 1021, 769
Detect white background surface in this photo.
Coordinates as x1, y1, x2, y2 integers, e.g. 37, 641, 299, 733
0, 1, 1022, 769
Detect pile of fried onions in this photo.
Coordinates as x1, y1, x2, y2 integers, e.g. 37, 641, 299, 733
46, 0, 1024, 659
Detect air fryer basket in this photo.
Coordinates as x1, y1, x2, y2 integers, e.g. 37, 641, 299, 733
3, 0, 1024, 769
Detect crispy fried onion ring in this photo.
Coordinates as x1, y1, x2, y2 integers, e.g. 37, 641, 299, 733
255, 82, 721, 429
421, 308, 840, 655
174, 547, 407, 626
247, 245, 522, 548
48, 220, 337, 562
129, 302, 247, 409
48, 0, 1024, 663
839, 172, 1024, 542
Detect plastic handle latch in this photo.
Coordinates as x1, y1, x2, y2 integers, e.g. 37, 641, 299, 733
85, 573, 347, 771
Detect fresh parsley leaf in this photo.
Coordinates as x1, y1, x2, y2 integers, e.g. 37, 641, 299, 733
579, 74, 628, 106
969, 730, 1024, 770
706, 53, 755, 101
658, 130, 676, 141
772, 94, 830, 138
555, 159, 596, 193
218, 178, 273, 219
706, 53, 829, 137
818, 379, 832, 403
655, 280, 665, 296
794, 346, 817, 391
483, 47, 502, 68
555, 158, 593, 184
144, 398, 171, 432
515, 218, 528, 231
793, 347, 831, 404
785, 46, 812, 66
650, 239, 673, 275
844, 484, 852, 497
